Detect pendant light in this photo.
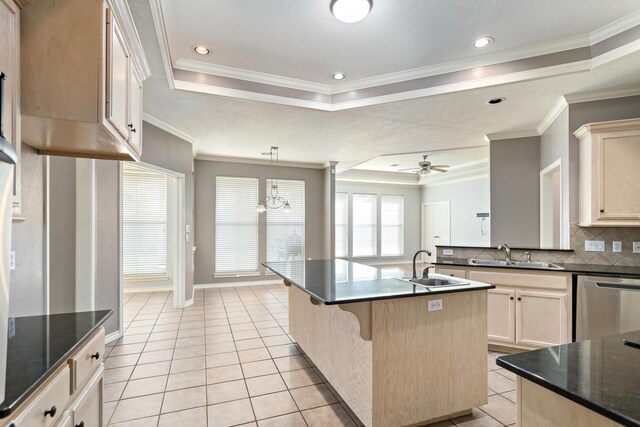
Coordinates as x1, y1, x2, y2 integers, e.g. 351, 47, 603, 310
257, 147, 291, 212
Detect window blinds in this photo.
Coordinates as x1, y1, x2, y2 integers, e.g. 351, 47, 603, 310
215, 176, 259, 275
122, 165, 168, 277
266, 179, 305, 262
381, 195, 404, 256
352, 194, 377, 257
334, 193, 349, 257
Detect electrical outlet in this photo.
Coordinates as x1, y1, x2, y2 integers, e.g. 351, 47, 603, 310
443, 249, 454, 256
9, 251, 15, 270
612, 241, 622, 253
634, 242, 640, 254
585, 240, 605, 252
427, 299, 443, 312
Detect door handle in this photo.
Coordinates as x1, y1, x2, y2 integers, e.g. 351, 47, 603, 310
596, 282, 640, 291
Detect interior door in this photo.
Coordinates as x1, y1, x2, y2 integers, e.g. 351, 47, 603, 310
421, 201, 450, 262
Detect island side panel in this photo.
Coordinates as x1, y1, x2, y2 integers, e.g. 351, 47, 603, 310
371, 290, 488, 427
288, 286, 373, 426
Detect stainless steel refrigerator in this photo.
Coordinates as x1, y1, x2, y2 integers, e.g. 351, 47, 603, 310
0, 72, 17, 403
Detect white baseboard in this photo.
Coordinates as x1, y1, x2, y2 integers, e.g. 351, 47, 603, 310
183, 299, 194, 308
194, 279, 283, 289
105, 330, 122, 344
123, 285, 173, 293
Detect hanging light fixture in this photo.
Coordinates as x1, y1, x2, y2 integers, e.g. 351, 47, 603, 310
330, 0, 372, 24
257, 147, 291, 213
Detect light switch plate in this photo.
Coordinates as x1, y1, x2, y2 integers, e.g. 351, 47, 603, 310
443, 249, 454, 256
427, 299, 443, 312
9, 251, 15, 270
612, 241, 622, 253
634, 242, 640, 254
585, 240, 605, 252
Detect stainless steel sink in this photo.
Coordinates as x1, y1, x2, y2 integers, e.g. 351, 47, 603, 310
398, 277, 469, 288
469, 259, 564, 270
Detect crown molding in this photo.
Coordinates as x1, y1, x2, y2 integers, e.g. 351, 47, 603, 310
536, 97, 568, 135
564, 85, 640, 104
148, 0, 175, 89
421, 167, 490, 188
143, 113, 197, 144
195, 154, 326, 170
336, 169, 422, 186
591, 38, 640, 69
485, 130, 540, 142
590, 9, 640, 44
175, 59, 333, 95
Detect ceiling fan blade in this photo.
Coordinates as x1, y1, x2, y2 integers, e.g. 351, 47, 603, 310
428, 165, 449, 168
430, 167, 448, 173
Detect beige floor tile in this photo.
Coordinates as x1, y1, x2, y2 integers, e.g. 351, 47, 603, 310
170, 355, 206, 374
502, 390, 517, 403
144, 339, 176, 352
241, 360, 278, 378
104, 400, 117, 425
178, 328, 206, 339
148, 331, 178, 342
233, 330, 261, 340
105, 366, 135, 385
207, 364, 245, 384
451, 407, 502, 427
130, 360, 171, 380
109, 343, 145, 357
267, 344, 299, 358
207, 325, 232, 335
180, 320, 205, 330
487, 353, 499, 370
480, 394, 517, 425
174, 345, 206, 360
245, 373, 287, 397
301, 403, 356, 427
207, 398, 255, 427
109, 416, 159, 427
158, 406, 208, 427
138, 349, 174, 365
207, 379, 249, 404
121, 375, 168, 399
257, 327, 284, 337
161, 386, 207, 413
166, 369, 207, 391
152, 323, 180, 333
280, 368, 323, 389
105, 354, 140, 370
261, 335, 292, 347
495, 367, 517, 381
234, 338, 265, 351
274, 355, 310, 373
125, 326, 154, 335
207, 332, 235, 343
110, 393, 164, 424
257, 412, 307, 427
104, 381, 126, 402
290, 384, 338, 410
253, 320, 278, 329
487, 370, 516, 394
206, 341, 237, 355
231, 323, 257, 332
238, 348, 271, 363
207, 351, 241, 368
176, 336, 206, 348
250, 390, 298, 420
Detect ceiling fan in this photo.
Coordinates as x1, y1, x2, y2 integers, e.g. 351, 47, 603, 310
398, 155, 449, 177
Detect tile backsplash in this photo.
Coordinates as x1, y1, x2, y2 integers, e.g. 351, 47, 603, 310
437, 223, 640, 266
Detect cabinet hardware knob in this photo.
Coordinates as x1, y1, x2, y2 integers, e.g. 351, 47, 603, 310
517, 297, 522, 301
44, 405, 57, 418
76, 422, 85, 427
600, 209, 605, 213
510, 297, 514, 300
91, 351, 100, 360
128, 124, 136, 133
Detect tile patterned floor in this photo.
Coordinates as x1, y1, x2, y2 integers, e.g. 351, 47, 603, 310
103, 285, 516, 426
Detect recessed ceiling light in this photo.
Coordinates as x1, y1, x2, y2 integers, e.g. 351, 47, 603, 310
487, 97, 506, 105
473, 37, 494, 48
194, 46, 210, 55
330, 0, 372, 24
332, 72, 346, 80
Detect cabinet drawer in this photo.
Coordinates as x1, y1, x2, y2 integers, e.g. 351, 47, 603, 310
12, 365, 70, 427
70, 328, 105, 393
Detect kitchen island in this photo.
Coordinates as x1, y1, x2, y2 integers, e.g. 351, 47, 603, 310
264, 259, 494, 427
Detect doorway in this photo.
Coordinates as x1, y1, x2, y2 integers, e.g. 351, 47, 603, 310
421, 201, 450, 263
540, 159, 562, 248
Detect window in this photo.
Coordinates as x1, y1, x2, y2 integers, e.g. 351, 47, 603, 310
381, 195, 404, 256
266, 179, 305, 262
335, 193, 348, 257
352, 194, 377, 257
215, 176, 259, 275
122, 164, 168, 278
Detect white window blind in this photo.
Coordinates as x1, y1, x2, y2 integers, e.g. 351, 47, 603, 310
352, 194, 377, 257
122, 165, 168, 277
335, 193, 348, 257
215, 176, 259, 275
381, 195, 404, 256
266, 179, 305, 262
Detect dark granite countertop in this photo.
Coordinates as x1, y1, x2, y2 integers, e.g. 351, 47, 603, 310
436, 244, 574, 252
497, 330, 640, 427
0, 310, 112, 419
434, 257, 640, 277
262, 259, 493, 305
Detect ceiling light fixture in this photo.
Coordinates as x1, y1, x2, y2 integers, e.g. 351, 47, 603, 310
330, 0, 372, 24
332, 72, 346, 80
473, 37, 494, 48
194, 46, 210, 55
487, 97, 506, 105
257, 147, 291, 213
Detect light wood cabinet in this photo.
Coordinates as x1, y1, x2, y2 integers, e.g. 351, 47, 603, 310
434, 266, 467, 279
575, 118, 640, 227
20, 0, 149, 160
516, 290, 567, 348
487, 288, 516, 344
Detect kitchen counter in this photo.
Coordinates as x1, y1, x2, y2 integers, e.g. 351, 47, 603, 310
0, 310, 112, 419
263, 259, 494, 305
497, 330, 640, 427
435, 257, 640, 277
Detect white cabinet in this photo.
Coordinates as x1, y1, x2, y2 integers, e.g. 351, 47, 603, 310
106, 10, 131, 141
127, 67, 143, 156
575, 118, 640, 227
487, 288, 515, 344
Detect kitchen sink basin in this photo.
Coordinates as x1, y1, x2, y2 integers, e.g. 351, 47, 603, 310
398, 277, 469, 288
469, 259, 564, 270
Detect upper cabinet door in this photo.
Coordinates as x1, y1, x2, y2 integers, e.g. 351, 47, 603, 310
599, 131, 640, 220
106, 9, 130, 140
127, 67, 143, 156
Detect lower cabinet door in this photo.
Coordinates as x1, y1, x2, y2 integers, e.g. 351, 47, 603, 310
54, 411, 73, 427
71, 368, 103, 427
487, 288, 516, 344
516, 290, 567, 347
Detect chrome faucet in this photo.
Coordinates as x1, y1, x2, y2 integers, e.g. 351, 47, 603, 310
497, 244, 512, 263
524, 251, 532, 263
412, 249, 432, 279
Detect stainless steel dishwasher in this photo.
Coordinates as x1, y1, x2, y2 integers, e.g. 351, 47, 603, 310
576, 275, 640, 341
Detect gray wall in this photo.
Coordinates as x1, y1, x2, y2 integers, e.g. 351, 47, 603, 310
335, 181, 422, 264
490, 136, 541, 247
194, 160, 327, 284
421, 176, 491, 247
140, 122, 195, 299
9, 144, 46, 317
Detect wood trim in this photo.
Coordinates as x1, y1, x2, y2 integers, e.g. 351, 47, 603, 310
339, 302, 372, 341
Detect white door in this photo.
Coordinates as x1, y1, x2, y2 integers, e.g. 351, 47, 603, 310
421, 201, 450, 262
